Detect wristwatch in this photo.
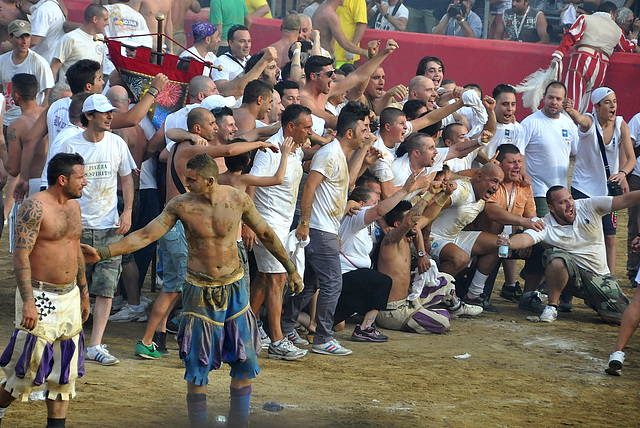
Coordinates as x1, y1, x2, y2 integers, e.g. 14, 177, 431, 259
417, 251, 426, 258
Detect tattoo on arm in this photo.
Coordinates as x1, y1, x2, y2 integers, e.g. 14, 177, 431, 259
14, 199, 44, 301
382, 196, 430, 245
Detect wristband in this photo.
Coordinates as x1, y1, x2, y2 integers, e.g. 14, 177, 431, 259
435, 193, 450, 207
293, 49, 301, 55
97, 246, 111, 261
147, 87, 159, 98
384, 13, 389, 18
460, 18, 465, 23
299, 219, 309, 226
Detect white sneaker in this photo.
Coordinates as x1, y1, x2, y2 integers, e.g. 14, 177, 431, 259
111, 295, 126, 312
449, 297, 483, 317
258, 322, 271, 350
312, 339, 352, 356
286, 330, 309, 346
539, 305, 558, 323
108, 304, 148, 323
86, 344, 120, 365
605, 351, 625, 376
268, 339, 308, 360
140, 294, 153, 306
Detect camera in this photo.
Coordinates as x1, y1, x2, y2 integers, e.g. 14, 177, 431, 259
448, 2, 466, 18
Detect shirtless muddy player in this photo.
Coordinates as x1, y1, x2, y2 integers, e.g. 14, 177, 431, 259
82, 153, 303, 427
0, 153, 90, 427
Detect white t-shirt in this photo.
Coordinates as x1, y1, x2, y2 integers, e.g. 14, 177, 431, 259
137, 112, 158, 190
41, 124, 84, 187
104, 4, 152, 47
339, 206, 375, 273
58, 131, 137, 229
525, 197, 613, 275
0, 50, 55, 125
311, 114, 325, 136
482, 121, 525, 159
522, 110, 578, 197
372, 2, 409, 31
251, 130, 304, 231
628, 113, 640, 176
445, 150, 477, 173
430, 178, 485, 239
211, 52, 248, 83
29, 0, 66, 63
572, 115, 622, 197
180, 47, 218, 77
368, 132, 400, 183
46, 97, 72, 142
54, 28, 105, 82
309, 139, 349, 234
164, 104, 200, 152
391, 148, 449, 200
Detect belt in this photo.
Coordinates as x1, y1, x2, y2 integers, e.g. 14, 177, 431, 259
31, 278, 77, 294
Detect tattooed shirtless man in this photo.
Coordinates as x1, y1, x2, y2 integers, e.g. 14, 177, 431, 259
0, 153, 90, 428
82, 153, 303, 428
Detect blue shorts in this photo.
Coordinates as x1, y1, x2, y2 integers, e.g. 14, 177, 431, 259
177, 268, 260, 385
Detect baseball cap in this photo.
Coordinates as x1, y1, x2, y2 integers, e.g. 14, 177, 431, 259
190, 22, 216, 43
8, 20, 31, 37
82, 94, 118, 113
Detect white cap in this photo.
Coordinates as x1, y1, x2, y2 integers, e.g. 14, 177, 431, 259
200, 94, 237, 111
83, 94, 118, 113
591, 87, 614, 106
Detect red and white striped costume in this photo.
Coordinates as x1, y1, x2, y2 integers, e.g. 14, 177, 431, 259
552, 12, 636, 113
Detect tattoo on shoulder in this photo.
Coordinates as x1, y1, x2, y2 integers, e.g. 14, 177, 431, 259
14, 199, 44, 251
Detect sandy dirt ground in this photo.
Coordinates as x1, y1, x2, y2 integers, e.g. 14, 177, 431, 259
0, 210, 638, 427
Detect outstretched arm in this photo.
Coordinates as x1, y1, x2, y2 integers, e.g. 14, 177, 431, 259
85, 200, 181, 263
562, 98, 592, 132
13, 198, 44, 330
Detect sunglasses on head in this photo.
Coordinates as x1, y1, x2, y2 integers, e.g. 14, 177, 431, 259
314, 69, 337, 78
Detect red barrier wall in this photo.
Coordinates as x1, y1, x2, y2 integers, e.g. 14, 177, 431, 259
66, 5, 639, 120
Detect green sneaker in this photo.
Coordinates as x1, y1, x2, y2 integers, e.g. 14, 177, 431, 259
135, 340, 162, 359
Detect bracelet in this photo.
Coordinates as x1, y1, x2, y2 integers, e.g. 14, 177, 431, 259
147, 87, 159, 98
435, 194, 450, 207
622, 170, 629, 177
96, 246, 111, 261
460, 18, 465, 23
299, 219, 309, 226
283, 259, 296, 275
384, 13, 389, 18
293, 49, 301, 55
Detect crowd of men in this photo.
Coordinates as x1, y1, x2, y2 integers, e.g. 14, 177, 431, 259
0, 1, 640, 427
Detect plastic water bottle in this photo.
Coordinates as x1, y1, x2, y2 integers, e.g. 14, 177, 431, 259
498, 227, 510, 258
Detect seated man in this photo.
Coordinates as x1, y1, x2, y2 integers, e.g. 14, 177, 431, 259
425, 163, 505, 312
503, 185, 634, 324
376, 181, 481, 334
432, 0, 482, 38
472, 144, 546, 313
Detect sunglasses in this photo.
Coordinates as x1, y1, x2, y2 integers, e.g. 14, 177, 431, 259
314, 69, 337, 78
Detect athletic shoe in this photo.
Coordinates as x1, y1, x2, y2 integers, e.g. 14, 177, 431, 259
155, 276, 164, 288
135, 340, 162, 359
86, 344, 120, 365
108, 304, 148, 323
165, 318, 180, 335
111, 295, 126, 312
559, 293, 573, 312
500, 282, 523, 303
311, 339, 352, 356
462, 294, 499, 313
539, 305, 558, 323
605, 351, 625, 376
258, 321, 271, 350
140, 294, 153, 306
286, 330, 309, 346
518, 291, 546, 314
153, 331, 170, 356
449, 302, 483, 317
267, 339, 308, 360
351, 324, 389, 342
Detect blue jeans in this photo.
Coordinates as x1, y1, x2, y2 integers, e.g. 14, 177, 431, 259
281, 228, 342, 345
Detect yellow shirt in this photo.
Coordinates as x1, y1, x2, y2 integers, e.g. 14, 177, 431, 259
334, 0, 368, 63
246, 0, 272, 18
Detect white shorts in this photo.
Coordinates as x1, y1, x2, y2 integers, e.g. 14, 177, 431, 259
430, 231, 482, 264
253, 226, 289, 274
